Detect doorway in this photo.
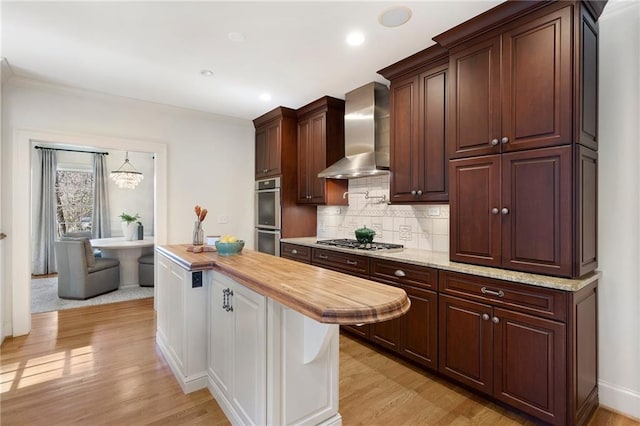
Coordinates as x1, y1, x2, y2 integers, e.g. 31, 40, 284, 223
11, 129, 167, 336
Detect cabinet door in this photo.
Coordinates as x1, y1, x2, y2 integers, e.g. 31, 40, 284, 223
297, 117, 312, 203
439, 294, 493, 394
255, 126, 269, 178
208, 274, 233, 397
308, 113, 328, 203
230, 281, 267, 426
370, 283, 402, 351
341, 324, 371, 340
255, 122, 281, 178
501, 146, 572, 276
401, 286, 438, 370
266, 122, 281, 177
493, 307, 566, 425
449, 155, 501, 267
389, 74, 421, 203
167, 264, 185, 371
449, 36, 501, 159
501, 6, 572, 152
419, 64, 448, 202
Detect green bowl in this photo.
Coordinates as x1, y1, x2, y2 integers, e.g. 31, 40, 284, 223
215, 240, 245, 256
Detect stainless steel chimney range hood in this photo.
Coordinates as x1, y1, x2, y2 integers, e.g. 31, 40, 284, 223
317, 82, 390, 179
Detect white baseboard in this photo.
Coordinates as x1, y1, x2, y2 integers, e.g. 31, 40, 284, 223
155, 336, 207, 394
599, 379, 640, 421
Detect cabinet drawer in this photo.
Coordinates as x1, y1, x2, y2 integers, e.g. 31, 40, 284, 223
311, 248, 369, 278
281, 243, 311, 263
439, 271, 567, 322
370, 259, 437, 290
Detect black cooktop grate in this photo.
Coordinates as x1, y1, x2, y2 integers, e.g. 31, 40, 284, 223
316, 239, 404, 251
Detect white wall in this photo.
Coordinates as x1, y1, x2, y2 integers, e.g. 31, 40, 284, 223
2, 77, 255, 336
598, 0, 640, 419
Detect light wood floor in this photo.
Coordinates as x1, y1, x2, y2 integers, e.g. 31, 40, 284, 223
1, 299, 637, 425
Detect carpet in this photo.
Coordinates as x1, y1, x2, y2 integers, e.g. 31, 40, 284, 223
31, 277, 154, 314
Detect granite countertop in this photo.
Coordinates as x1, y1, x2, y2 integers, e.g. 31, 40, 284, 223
156, 244, 410, 325
281, 237, 601, 292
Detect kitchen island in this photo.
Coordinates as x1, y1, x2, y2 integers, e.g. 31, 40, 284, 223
155, 244, 409, 426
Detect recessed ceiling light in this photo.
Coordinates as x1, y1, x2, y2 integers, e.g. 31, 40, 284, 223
228, 32, 246, 42
379, 6, 413, 28
200, 69, 214, 77
346, 31, 365, 47
260, 93, 272, 101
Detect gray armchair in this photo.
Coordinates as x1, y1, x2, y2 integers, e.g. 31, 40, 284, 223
55, 238, 120, 300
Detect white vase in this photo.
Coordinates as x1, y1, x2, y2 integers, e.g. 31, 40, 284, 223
122, 222, 138, 241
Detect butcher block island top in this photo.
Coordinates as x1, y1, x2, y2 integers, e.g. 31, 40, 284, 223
156, 244, 410, 325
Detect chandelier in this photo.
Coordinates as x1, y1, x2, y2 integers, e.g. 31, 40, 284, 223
110, 152, 143, 189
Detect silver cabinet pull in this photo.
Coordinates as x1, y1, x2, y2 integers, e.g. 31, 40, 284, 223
411, 190, 417, 195
501, 137, 509, 144
491, 208, 499, 215
394, 270, 406, 277
492, 316, 500, 324
346, 260, 358, 266
291, 249, 298, 255
318, 254, 329, 259
417, 190, 423, 195
501, 207, 509, 215
482, 313, 490, 321
491, 138, 499, 146
481, 287, 505, 297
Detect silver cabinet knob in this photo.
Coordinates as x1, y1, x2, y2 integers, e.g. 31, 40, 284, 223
417, 190, 423, 195
491, 138, 499, 146
491, 208, 499, 215
394, 270, 406, 277
501, 207, 509, 215
482, 313, 490, 321
263, 169, 268, 174
492, 316, 500, 324
501, 137, 509, 144
411, 190, 417, 195
291, 249, 298, 255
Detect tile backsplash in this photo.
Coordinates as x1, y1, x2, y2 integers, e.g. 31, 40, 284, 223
317, 176, 450, 253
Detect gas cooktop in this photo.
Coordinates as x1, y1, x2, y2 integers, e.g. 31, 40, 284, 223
316, 239, 404, 252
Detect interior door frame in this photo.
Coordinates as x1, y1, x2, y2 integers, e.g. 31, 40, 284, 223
11, 128, 167, 336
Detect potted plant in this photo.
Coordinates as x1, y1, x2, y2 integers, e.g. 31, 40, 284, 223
120, 212, 140, 241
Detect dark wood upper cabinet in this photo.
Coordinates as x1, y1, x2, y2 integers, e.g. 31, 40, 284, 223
438, 1, 603, 278
296, 97, 348, 206
378, 45, 449, 203
254, 107, 317, 238
451, 146, 579, 277
254, 107, 296, 179
449, 155, 501, 267
437, 2, 600, 158
501, 146, 573, 276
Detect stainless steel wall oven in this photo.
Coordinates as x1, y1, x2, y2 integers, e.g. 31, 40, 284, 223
255, 177, 281, 256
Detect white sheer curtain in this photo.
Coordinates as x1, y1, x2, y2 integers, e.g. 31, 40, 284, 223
32, 148, 58, 275
91, 153, 111, 238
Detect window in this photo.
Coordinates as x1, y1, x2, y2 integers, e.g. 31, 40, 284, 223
55, 170, 94, 237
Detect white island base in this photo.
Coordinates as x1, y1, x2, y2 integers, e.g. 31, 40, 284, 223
156, 253, 341, 425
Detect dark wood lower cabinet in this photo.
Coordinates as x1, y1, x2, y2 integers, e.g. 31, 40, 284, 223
342, 323, 371, 339
282, 243, 598, 425
400, 286, 438, 370
439, 270, 597, 426
493, 307, 566, 425
439, 295, 493, 393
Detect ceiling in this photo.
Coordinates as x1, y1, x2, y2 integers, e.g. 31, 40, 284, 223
2, 1, 505, 121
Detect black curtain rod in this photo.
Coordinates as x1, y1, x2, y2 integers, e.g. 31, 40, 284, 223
34, 146, 109, 155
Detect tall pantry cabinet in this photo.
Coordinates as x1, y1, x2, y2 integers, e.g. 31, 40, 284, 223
434, 1, 604, 278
